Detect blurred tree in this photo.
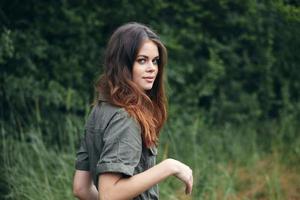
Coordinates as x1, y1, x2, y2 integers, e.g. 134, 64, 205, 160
0, 0, 299, 142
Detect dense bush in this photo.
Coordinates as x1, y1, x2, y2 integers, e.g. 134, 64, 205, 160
1, 1, 299, 128
1, 1, 299, 199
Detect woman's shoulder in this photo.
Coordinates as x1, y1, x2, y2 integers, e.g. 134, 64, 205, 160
85, 102, 141, 136
93, 101, 127, 118
86, 101, 135, 130
94, 93, 129, 118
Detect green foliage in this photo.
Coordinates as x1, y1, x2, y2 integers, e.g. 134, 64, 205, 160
163, 0, 300, 123
1, 0, 299, 199
0, 29, 14, 64
1, 0, 299, 127
2, 136, 74, 200
158, 114, 300, 199
1, 115, 299, 199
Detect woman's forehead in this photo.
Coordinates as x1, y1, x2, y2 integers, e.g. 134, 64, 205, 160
137, 40, 159, 58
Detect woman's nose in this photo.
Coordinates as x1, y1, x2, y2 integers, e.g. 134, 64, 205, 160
146, 62, 156, 72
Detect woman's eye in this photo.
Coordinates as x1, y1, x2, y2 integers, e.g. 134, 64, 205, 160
153, 59, 159, 65
137, 59, 146, 64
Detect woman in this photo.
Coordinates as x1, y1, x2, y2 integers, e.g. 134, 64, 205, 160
73, 22, 193, 200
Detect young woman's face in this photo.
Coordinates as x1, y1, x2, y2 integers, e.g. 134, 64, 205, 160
132, 40, 159, 91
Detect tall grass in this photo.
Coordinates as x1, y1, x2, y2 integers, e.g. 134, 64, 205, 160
1, 108, 300, 199
158, 114, 300, 199
1, 130, 75, 200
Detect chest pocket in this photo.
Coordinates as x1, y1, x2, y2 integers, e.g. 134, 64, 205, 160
147, 147, 158, 168
140, 146, 158, 169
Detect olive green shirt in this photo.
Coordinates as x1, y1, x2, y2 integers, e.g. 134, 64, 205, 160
75, 99, 159, 199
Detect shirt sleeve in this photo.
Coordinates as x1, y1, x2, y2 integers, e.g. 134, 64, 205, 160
96, 110, 142, 177
75, 130, 90, 171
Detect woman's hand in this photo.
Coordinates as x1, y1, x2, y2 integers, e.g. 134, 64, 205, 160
166, 158, 193, 194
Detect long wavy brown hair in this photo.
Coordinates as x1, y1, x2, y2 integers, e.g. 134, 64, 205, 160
95, 22, 167, 148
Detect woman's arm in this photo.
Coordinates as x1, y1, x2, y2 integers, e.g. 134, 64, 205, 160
73, 170, 98, 200
98, 158, 193, 200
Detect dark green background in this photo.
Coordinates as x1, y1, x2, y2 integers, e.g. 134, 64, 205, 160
1, 0, 299, 126
1, 0, 299, 199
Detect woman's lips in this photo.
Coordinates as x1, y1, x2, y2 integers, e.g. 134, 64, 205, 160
143, 77, 155, 83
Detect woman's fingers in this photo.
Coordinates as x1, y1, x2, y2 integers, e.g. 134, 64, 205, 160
179, 165, 193, 195
170, 159, 194, 195
185, 171, 193, 194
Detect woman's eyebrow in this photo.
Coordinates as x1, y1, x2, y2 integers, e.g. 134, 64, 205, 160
137, 55, 148, 58
137, 55, 159, 59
